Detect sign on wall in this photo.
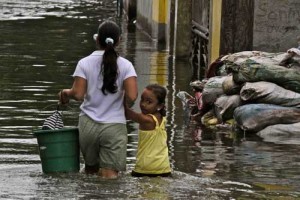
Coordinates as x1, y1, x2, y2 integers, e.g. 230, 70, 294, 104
253, 0, 300, 52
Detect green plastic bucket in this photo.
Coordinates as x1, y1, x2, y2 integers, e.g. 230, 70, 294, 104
34, 127, 80, 173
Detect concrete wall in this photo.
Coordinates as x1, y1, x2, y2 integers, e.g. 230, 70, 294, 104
136, 0, 168, 44
253, 0, 300, 52
210, 0, 300, 63
176, 0, 192, 59
127, 0, 192, 58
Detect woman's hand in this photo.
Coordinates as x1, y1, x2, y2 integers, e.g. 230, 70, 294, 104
58, 76, 86, 105
58, 89, 70, 105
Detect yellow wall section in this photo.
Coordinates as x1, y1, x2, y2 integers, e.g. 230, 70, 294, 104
210, 0, 222, 63
152, 0, 167, 24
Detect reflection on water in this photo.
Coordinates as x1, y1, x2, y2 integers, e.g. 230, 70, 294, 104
0, 0, 115, 21
0, 0, 300, 199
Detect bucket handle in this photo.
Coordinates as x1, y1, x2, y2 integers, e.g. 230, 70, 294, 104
33, 102, 76, 132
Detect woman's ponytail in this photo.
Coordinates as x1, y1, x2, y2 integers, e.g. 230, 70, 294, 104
97, 20, 121, 95
101, 37, 118, 94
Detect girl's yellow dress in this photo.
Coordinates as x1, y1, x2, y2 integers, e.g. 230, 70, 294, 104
133, 114, 171, 175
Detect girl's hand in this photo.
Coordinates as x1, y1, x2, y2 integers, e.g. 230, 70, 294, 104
58, 89, 70, 105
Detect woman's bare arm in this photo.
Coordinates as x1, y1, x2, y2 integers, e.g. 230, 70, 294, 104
123, 76, 138, 107
59, 76, 87, 104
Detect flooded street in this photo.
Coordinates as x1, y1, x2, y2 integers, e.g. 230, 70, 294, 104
0, 0, 300, 199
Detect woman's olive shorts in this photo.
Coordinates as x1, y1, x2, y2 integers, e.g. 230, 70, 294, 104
78, 115, 128, 171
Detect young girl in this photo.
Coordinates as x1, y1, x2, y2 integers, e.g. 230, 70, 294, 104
125, 84, 172, 177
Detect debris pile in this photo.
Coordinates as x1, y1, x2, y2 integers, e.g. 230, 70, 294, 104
180, 49, 300, 137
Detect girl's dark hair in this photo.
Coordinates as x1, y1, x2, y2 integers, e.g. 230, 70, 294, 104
146, 84, 167, 116
97, 20, 121, 94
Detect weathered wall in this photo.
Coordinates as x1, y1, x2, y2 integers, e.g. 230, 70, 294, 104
220, 0, 254, 55
136, 0, 168, 44
132, 0, 192, 58
192, 0, 210, 28
253, 0, 300, 52
217, 0, 300, 56
176, 0, 192, 58
191, 0, 300, 79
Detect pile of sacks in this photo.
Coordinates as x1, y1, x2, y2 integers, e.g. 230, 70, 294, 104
197, 49, 300, 137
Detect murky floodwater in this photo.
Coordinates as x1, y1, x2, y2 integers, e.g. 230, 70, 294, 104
0, 0, 300, 199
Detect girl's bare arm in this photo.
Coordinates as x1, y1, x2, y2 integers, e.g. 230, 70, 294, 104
124, 106, 155, 130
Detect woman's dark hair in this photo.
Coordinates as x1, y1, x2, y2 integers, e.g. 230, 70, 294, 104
146, 84, 167, 116
97, 20, 121, 94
